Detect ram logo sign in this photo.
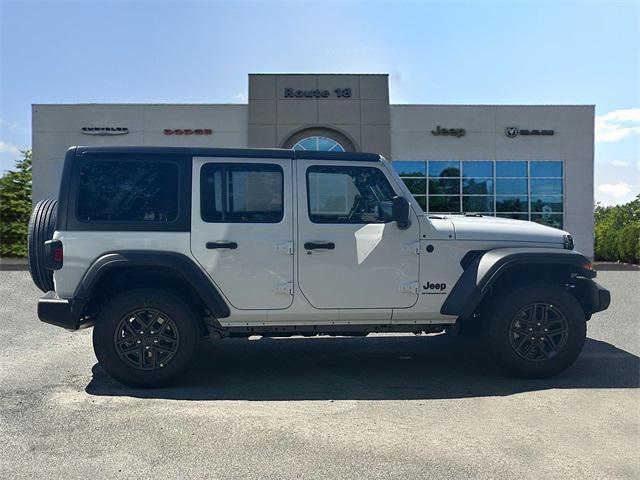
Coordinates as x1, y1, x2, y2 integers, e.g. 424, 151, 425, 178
505, 127, 554, 138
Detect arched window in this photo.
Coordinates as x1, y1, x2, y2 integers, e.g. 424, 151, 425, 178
292, 136, 345, 152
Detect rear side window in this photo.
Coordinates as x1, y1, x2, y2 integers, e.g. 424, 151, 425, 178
76, 161, 179, 223
201, 163, 284, 223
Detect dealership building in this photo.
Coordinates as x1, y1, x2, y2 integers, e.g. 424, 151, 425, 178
32, 73, 596, 256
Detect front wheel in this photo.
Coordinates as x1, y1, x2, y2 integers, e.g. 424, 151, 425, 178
93, 289, 202, 388
486, 284, 586, 378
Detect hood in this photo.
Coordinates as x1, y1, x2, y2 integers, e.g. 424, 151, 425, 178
439, 214, 569, 246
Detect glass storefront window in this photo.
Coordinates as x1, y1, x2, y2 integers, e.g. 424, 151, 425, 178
496, 161, 527, 177
463, 161, 493, 177
392, 160, 564, 228
293, 136, 345, 152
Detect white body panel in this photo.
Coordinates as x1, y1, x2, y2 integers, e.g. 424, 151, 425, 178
189, 156, 294, 310
295, 159, 420, 310
52, 155, 569, 328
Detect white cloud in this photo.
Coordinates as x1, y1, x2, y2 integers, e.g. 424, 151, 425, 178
610, 160, 631, 166
597, 182, 633, 198
233, 92, 248, 103
0, 141, 21, 156
595, 108, 640, 142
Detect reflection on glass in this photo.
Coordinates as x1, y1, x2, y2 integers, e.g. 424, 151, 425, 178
463, 161, 493, 177
496, 178, 528, 195
531, 195, 563, 213
463, 178, 493, 194
393, 161, 426, 177
429, 178, 460, 195
429, 161, 461, 177
429, 195, 461, 212
496, 161, 527, 177
496, 195, 528, 212
530, 161, 562, 177
463, 196, 493, 212
402, 178, 426, 195
531, 178, 563, 195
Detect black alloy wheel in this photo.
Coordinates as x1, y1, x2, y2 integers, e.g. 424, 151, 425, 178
114, 307, 181, 371
508, 303, 569, 362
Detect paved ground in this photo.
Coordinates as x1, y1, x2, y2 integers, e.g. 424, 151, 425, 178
0, 270, 638, 479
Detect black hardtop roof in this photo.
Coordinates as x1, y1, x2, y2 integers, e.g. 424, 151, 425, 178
71, 146, 382, 162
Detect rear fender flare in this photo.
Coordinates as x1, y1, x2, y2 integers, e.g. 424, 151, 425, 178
75, 251, 230, 318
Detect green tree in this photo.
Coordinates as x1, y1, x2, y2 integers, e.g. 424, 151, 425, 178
0, 150, 32, 257
594, 194, 640, 264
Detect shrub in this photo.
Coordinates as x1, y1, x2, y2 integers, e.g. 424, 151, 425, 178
0, 150, 32, 257
594, 194, 640, 264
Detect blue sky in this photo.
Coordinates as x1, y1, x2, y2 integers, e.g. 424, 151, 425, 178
1, 0, 638, 205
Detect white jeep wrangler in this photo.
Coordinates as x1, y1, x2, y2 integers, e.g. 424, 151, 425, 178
29, 146, 610, 387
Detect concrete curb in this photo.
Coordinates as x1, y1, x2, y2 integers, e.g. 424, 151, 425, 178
0, 257, 28, 271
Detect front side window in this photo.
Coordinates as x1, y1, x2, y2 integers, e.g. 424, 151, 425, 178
306, 166, 396, 224
201, 163, 283, 223
77, 160, 179, 223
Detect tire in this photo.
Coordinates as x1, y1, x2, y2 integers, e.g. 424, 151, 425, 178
486, 284, 586, 378
27, 199, 58, 292
93, 289, 202, 388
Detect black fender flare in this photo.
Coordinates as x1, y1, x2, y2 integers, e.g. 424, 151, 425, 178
440, 248, 595, 318
74, 250, 230, 318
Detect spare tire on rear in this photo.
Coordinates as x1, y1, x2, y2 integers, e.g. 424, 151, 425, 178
28, 199, 58, 292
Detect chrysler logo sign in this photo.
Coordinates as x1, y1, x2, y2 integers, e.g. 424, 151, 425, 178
505, 127, 554, 138
81, 127, 129, 135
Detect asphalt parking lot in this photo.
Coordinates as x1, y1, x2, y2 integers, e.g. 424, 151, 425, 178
0, 270, 638, 479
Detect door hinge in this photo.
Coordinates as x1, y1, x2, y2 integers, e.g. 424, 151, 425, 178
275, 282, 294, 295
399, 281, 419, 294
402, 241, 420, 255
275, 241, 294, 255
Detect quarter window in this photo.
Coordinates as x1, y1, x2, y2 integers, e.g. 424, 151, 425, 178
306, 166, 396, 224
77, 160, 179, 223
201, 163, 283, 223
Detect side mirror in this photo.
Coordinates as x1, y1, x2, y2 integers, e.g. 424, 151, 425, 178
392, 196, 411, 230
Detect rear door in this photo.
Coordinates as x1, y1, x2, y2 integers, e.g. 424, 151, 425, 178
191, 156, 294, 310
296, 160, 420, 309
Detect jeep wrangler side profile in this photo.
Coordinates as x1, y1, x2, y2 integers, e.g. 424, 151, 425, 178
29, 146, 610, 387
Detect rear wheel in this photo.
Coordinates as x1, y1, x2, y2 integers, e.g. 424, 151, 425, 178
93, 289, 201, 387
27, 199, 58, 292
486, 284, 586, 378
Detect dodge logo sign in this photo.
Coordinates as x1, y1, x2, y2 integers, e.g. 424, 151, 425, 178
505, 127, 554, 138
163, 129, 213, 135
81, 127, 129, 135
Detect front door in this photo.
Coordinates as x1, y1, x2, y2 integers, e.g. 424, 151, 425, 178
296, 160, 420, 309
191, 156, 294, 310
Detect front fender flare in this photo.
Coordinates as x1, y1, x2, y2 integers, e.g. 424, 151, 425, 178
440, 248, 594, 318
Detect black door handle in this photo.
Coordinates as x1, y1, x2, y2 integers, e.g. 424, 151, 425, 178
206, 241, 238, 250
304, 241, 335, 250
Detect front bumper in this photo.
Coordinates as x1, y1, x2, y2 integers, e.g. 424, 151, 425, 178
38, 291, 88, 330
587, 280, 611, 314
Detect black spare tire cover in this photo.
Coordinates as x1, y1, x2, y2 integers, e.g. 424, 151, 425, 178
28, 199, 58, 292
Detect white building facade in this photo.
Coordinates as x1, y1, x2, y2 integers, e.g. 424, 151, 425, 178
32, 74, 595, 256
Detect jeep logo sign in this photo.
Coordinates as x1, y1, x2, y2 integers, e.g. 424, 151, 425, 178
431, 125, 466, 138
505, 127, 554, 138
81, 127, 129, 136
